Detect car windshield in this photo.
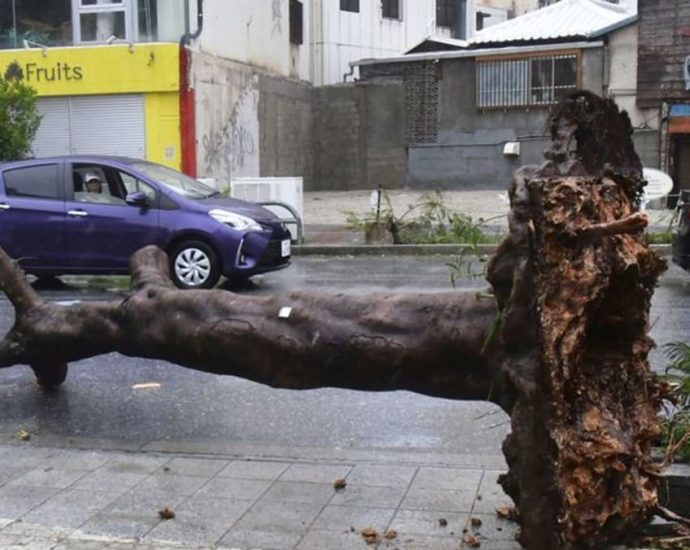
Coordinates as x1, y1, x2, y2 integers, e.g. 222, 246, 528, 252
130, 162, 220, 199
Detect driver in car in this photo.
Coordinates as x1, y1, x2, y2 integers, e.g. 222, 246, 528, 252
81, 172, 111, 203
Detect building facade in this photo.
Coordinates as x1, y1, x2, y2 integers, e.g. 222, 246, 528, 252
0, 0, 185, 169
0, 0, 314, 191
186, 0, 312, 188
637, 0, 690, 200
310, 0, 477, 85
339, 0, 651, 190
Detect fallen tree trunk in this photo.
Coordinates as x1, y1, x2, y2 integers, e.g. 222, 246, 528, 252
0, 244, 499, 401
0, 91, 673, 549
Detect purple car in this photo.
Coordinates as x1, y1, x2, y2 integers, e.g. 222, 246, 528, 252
0, 156, 292, 289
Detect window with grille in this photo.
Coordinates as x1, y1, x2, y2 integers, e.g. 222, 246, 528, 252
290, 0, 303, 44
476, 54, 578, 108
436, 0, 455, 27
340, 0, 360, 13
382, 0, 400, 19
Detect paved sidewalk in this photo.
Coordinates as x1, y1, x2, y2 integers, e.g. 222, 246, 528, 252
0, 438, 519, 550
300, 189, 677, 246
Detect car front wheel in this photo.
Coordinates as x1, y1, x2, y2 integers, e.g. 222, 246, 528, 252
169, 240, 221, 290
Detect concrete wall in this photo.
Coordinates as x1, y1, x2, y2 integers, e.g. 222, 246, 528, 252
311, 82, 406, 191
258, 75, 313, 185
406, 48, 606, 190
410, 55, 548, 189
191, 52, 312, 190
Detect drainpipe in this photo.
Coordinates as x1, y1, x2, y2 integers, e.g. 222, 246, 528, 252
179, 0, 204, 177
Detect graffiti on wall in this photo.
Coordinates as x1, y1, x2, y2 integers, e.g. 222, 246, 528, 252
202, 121, 256, 175
201, 79, 259, 186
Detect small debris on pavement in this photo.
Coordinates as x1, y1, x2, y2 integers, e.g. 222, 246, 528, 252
471, 517, 483, 527
132, 382, 161, 390
463, 533, 481, 547
496, 505, 518, 521
439, 518, 448, 527
384, 528, 397, 540
15, 430, 30, 441
361, 527, 378, 544
158, 507, 175, 520
333, 478, 347, 490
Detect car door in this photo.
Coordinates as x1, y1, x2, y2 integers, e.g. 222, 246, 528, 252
0, 161, 67, 271
62, 162, 162, 271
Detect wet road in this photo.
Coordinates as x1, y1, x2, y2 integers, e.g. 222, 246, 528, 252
0, 255, 688, 456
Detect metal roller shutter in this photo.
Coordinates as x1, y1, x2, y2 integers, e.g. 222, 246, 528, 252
32, 94, 146, 159
33, 98, 71, 157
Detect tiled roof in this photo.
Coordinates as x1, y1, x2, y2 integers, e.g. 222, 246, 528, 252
472, 0, 636, 45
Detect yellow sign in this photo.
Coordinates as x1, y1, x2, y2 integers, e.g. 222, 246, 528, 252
0, 43, 179, 96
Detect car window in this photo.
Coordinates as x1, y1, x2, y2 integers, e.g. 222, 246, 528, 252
130, 161, 219, 199
3, 164, 60, 200
120, 172, 157, 202
72, 164, 126, 206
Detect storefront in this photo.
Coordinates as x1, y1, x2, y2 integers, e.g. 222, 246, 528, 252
0, 42, 181, 169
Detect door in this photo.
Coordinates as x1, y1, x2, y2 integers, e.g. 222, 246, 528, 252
0, 162, 67, 271
33, 95, 146, 159
63, 162, 161, 271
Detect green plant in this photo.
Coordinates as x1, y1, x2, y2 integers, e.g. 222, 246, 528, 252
660, 342, 690, 463
646, 232, 672, 245
346, 190, 501, 246
0, 72, 41, 161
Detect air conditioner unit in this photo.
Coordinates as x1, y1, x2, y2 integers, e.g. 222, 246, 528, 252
230, 177, 304, 239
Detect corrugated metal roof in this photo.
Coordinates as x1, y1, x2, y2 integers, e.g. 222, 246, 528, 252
472, 0, 636, 45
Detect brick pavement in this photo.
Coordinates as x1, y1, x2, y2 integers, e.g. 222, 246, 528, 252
0, 440, 521, 549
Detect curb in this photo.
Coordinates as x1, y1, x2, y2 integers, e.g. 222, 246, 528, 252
293, 243, 672, 257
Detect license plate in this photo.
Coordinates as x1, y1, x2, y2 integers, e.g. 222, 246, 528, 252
281, 239, 291, 257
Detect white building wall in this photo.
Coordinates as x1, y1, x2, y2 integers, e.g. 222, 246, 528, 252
476, 5, 509, 28
607, 24, 657, 131
477, 0, 539, 17
194, 0, 311, 81
311, 0, 476, 86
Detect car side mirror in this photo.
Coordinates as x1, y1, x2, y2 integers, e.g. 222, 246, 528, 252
125, 191, 149, 207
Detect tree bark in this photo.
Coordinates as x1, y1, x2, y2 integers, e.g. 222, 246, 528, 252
0, 91, 671, 549
0, 245, 501, 402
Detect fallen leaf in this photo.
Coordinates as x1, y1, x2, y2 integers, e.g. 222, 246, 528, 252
384, 528, 397, 540
471, 517, 483, 527
158, 507, 175, 520
360, 527, 378, 544
463, 533, 481, 547
16, 430, 30, 441
496, 505, 518, 521
333, 478, 347, 490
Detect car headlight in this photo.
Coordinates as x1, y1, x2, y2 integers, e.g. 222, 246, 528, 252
209, 209, 262, 231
